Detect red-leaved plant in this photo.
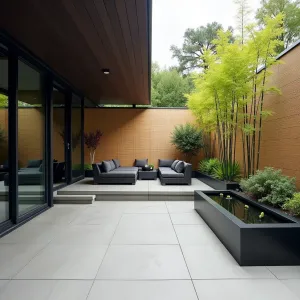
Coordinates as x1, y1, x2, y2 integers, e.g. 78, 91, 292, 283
84, 130, 103, 164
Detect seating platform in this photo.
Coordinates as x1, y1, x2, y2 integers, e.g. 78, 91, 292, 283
56, 178, 214, 203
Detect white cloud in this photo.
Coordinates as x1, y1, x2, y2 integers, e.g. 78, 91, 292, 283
152, 0, 261, 68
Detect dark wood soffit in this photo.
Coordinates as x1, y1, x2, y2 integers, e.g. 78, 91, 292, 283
0, 0, 151, 105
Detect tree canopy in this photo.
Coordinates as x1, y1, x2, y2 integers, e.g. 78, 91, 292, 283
187, 15, 284, 177
170, 22, 234, 74
256, 0, 300, 51
151, 63, 193, 107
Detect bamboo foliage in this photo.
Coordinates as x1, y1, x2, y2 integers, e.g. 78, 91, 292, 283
187, 14, 284, 179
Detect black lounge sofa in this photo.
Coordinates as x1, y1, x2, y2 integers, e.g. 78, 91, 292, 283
93, 159, 139, 185
158, 159, 192, 185
4, 160, 65, 185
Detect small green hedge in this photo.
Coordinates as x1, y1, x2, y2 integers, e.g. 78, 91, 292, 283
240, 167, 296, 207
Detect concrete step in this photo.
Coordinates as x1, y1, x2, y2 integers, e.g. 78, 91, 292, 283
53, 194, 95, 204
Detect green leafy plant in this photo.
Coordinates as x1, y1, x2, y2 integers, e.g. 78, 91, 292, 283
72, 164, 92, 171
212, 161, 241, 182
171, 123, 203, 162
240, 167, 296, 207
149, 164, 154, 170
283, 193, 300, 216
198, 158, 220, 175
0, 126, 6, 146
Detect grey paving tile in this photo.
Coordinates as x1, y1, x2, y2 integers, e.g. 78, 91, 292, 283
281, 279, 300, 298
0, 243, 45, 279
123, 201, 168, 214
111, 214, 178, 245
268, 266, 300, 279
182, 244, 275, 279
88, 280, 198, 300
0, 280, 93, 300
174, 224, 221, 245
166, 201, 195, 213
97, 245, 190, 279
194, 279, 299, 300
170, 212, 205, 225
15, 244, 107, 279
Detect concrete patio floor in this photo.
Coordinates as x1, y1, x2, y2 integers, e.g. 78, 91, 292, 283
0, 200, 300, 299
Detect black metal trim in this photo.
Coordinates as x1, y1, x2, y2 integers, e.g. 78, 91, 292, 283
81, 96, 85, 176
65, 90, 72, 184
8, 50, 18, 223
44, 73, 53, 207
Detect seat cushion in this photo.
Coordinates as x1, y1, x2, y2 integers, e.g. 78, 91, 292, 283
112, 159, 120, 168
174, 161, 184, 173
98, 170, 137, 178
171, 160, 179, 170
114, 167, 139, 172
159, 159, 174, 167
159, 167, 184, 178
135, 159, 148, 167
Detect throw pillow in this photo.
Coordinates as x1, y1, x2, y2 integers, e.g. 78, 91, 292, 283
159, 159, 174, 167
135, 159, 148, 167
102, 160, 112, 173
175, 161, 184, 173
112, 159, 120, 168
171, 160, 179, 170
109, 160, 115, 171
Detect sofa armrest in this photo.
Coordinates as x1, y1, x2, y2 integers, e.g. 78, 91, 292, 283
92, 164, 101, 178
183, 163, 192, 179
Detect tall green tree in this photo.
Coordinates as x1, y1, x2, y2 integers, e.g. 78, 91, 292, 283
256, 0, 300, 51
187, 15, 284, 178
151, 63, 193, 107
170, 22, 234, 74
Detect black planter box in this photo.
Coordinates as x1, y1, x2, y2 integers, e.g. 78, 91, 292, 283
195, 171, 240, 190
194, 190, 300, 266
85, 170, 93, 177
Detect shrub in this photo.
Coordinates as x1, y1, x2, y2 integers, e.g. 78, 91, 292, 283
198, 158, 220, 175
171, 123, 203, 162
283, 193, 300, 216
240, 167, 296, 207
84, 130, 103, 164
212, 161, 241, 182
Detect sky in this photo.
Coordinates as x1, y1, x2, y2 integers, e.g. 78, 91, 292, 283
152, 0, 261, 68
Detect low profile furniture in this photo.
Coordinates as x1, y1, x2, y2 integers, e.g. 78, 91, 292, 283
138, 169, 157, 180
93, 159, 138, 185
158, 159, 192, 185
4, 160, 65, 185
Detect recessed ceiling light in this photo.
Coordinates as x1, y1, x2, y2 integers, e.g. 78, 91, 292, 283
102, 68, 110, 75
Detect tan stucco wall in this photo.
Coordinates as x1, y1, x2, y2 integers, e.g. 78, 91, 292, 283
84, 108, 204, 168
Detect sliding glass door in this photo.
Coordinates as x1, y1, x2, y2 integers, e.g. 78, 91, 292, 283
17, 60, 46, 215
0, 48, 9, 224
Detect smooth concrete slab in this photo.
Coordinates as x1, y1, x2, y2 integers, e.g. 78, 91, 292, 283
97, 245, 190, 280
0, 280, 93, 300
88, 280, 198, 300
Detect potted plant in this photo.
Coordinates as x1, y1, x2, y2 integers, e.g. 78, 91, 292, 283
171, 123, 203, 164
84, 130, 103, 176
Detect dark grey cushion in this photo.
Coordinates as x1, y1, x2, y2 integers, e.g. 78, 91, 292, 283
27, 159, 42, 168
135, 159, 148, 167
102, 160, 112, 173
171, 160, 179, 170
174, 161, 184, 173
159, 167, 184, 178
159, 159, 174, 167
113, 159, 120, 168
113, 167, 139, 172
109, 160, 115, 171
98, 170, 137, 178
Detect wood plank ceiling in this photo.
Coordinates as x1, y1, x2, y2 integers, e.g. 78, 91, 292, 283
0, 0, 151, 105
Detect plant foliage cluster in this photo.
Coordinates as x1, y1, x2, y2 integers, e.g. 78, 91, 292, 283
199, 158, 241, 182
240, 167, 296, 206
283, 193, 300, 216
171, 123, 203, 162
187, 15, 284, 179
84, 130, 103, 164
